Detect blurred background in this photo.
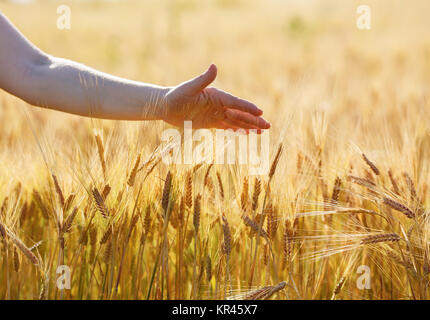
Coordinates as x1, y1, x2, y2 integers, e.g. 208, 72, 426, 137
1, 0, 430, 179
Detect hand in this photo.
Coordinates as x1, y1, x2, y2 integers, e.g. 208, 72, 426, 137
162, 64, 271, 132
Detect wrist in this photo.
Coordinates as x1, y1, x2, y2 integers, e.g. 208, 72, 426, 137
138, 85, 171, 121
154, 86, 173, 121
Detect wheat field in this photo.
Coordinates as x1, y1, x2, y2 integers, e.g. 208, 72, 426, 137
1, 0, 430, 300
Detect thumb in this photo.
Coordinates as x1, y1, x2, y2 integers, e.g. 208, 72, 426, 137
180, 64, 217, 94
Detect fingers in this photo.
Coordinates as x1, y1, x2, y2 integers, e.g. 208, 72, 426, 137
222, 118, 257, 130
179, 64, 217, 95
214, 121, 253, 134
224, 108, 271, 130
216, 120, 265, 134
210, 88, 263, 116
213, 122, 242, 131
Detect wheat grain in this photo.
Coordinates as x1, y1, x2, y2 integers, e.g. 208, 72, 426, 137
144, 206, 151, 235
297, 151, 303, 174
100, 226, 112, 245
193, 194, 202, 234
52, 174, 65, 207
383, 197, 415, 218
62, 207, 78, 234
242, 281, 286, 300
185, 171, 193, 208
266, 203, 278, 240
251, 178, 261, 211
403, 172, 417, 199
13, 247, 20, 272
92, 187, 109, 218
388, 169, 400, 195
0, 220, 6, 239
283, 220, 294, 263
360, 233, 401, 245
332, 177, 342, 203
269, 143, 283, 180
241, 214, 268, 239
203, 164, 213, 188
205, 256, 212, 282
127, 153, 141, 187
332, 276, 346, 299
362, 153, 380, 176
103, 239, 113, 264
11, 236, 39, 265
241, 177, 249, 213
216, 171, 224, 200
33, 189, 50, 219
348, 175, 376, 188
63, 193, 75, 212
221, 215, 232, 256
102, 184, 111, 200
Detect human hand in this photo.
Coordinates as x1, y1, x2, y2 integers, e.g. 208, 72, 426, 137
162, 64, 271, 132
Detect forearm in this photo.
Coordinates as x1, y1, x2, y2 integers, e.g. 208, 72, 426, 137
18, 56, 169, 120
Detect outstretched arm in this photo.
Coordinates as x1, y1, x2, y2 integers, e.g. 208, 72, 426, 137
0, 12, 270, 130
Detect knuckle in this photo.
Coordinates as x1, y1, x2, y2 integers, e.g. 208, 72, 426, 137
205, 87, 217, 94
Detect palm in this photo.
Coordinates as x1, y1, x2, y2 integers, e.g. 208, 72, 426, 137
164, 64, 270, 131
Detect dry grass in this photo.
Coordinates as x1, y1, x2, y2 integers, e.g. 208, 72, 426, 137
1, 0, 430, 300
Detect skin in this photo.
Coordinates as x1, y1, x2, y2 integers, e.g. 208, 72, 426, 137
0, 12, 270, 132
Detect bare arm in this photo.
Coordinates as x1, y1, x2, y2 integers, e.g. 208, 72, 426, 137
0, 12, 168, 120
0, 12, 270, 129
